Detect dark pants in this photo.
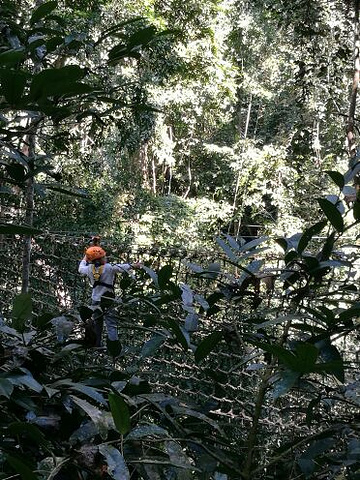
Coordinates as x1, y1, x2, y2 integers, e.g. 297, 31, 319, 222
92, 301, 118, 347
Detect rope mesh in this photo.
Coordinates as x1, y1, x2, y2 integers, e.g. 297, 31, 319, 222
1, 231, 355, 460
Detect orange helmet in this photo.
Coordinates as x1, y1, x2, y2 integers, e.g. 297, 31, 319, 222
85, 246, 106, 262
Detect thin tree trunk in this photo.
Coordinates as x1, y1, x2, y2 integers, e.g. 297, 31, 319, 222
21, 133, 35, 294
347, 0, 360, 160
183, 159, 192, 199
230, 94, 252, 235
151, 155, 156, 194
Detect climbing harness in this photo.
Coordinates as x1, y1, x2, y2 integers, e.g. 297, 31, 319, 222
92, 264, 114, 290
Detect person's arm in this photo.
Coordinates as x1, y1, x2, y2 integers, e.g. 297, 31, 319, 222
113, 262, 142, 273
78, 256, 89, 275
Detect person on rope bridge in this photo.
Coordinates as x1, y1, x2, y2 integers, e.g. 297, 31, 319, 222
78, 236, 141, 347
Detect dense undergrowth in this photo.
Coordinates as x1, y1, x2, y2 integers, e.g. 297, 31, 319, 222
2, 171, 360, 479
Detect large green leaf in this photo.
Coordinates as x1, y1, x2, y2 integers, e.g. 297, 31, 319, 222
167, 318, 189, 351
53, 380, 107, 405
108, 393, 130, 435
6, 455, 38, 480
158, 265, 173, 289
12, 293, 32, 332
272, 370, 300, 399
298, 438, 335, 477
297, 221, 327, 255
29, 65, 86, 100
195, 331, 223, 363
0, 378, 14, 398
0, 48, 26, 65
70, 395, 109, 440
0, 70, 27, 105
325, 170, 345, 190
30, 1, 58, 25
107, 339, 122, 358
128, 26, 157, 47
7, 422, 50, 448
318, 198, 344, 233
10, 371, 43, 393
99, 444, 130, 480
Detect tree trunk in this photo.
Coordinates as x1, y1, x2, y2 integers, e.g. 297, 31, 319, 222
347, 0, 360, 160
21, 133, 36, 294
230, 94, 252, 234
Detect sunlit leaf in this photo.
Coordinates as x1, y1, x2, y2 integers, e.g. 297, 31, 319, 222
108, 393, 130, 435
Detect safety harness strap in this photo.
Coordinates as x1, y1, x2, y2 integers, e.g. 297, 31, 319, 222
91, 264, 114, 290
93, 280, 114, 290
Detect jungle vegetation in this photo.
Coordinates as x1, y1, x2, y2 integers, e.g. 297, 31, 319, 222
1, 0, 360, 479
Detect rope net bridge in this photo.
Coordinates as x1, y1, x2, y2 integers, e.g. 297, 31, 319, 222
1, 231, 354, 465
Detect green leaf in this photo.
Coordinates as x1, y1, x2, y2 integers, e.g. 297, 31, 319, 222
0, 378, 14, 398
128, 26, 157, 47
30, 1, 58, 25
318, 198, 344, 233
141, 335, 165, 358
11, 371, 43, 393
6, 455, 38, 480
195, 331, 223, 363
353, 200, 360, 221
298, 221, 327, 255
29, 65, 86, 100
53, 380, 107, 405
0, 48, 26, 65
142, 266, 159, 287
320, 232, 335, 261
70, 395, 109, 440
238, 236, 269, 252
325, 170, 345, 190
295, 343, 319, 367
12, 293, 32, 332
0, 70, 27, 105
107, 339, 122, 358
126, 424, 169, 440
315, 340, 344, 382
158, 265, 173, 289
7, 422, 49, 448
272, 370, 300, 399
0, 223, 42, 235
167, 318, 189, 351
298, 438, 335, 477
99, 445, 130, 480
79, 305, 94, 321
108, 393, 131, 435
216, 237, 241, 263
